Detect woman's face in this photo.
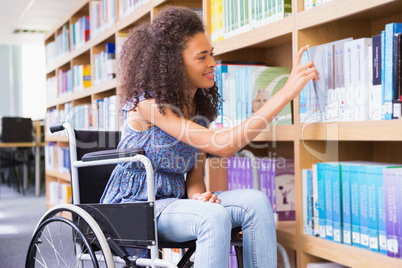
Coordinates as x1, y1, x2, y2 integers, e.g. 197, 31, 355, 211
183, 33, 216, 92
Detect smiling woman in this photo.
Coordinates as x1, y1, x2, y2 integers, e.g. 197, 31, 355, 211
101, 6, 318, 268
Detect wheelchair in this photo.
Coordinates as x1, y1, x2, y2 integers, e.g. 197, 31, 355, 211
25, 122, 290, 268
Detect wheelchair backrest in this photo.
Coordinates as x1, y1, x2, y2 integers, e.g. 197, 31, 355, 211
73, 129, 121, 204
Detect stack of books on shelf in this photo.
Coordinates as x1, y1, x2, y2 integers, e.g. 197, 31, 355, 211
46, 76, 57, 102
92, 95, 119, 131
92, 42, 116, 85
45, 94, 119, 134
227, 156, 295, 222
45, 143, 70, 174
70, 15, 90, 50
304, 0, 336, 11
58, 69, 73, 97
56, 24, 70, 60
302, 162, 402, 259
299, 22, 402, 123
213, 61, 292, 128
90, 0, 116, 39
48, 181, 72, 205
210, 0, 292, 42
72, 64, 91, 92
118, 0, 151, 20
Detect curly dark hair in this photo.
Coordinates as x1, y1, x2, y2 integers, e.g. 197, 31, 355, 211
118, 6, 221, 122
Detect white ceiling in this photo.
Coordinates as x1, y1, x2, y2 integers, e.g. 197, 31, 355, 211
0, 0, 81, 45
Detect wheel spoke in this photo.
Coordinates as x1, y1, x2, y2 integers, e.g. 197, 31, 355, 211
27, 208, 111, 268
43, 226, 70, 267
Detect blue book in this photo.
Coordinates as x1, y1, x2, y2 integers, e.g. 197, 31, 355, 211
383, 167, 401, 257
300, 52, 309, 122
341, 164, 352, 245
302, 169, 309, 235
377, 168, 387, 255
350, 164, 361, 247
331, 163, 342, 243
381, 30, 386, 120
316, 162, 326, 239
325, 163, 333, 241
359, 165, 370, 250
384, 23, 402, 119
307, 169, 314, 235
105, 42, 115, 54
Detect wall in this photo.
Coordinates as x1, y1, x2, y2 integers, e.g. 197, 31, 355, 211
0, 44, 22, 117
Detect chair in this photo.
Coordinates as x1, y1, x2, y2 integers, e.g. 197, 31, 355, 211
25, 122, 244, 268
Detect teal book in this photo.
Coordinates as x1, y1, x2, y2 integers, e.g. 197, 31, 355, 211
340, 164, 352, 245
325, 163, 334, 241
350, 164, 361, 247
317, 162, 326, 239
331, 163, 342, 243
359, 165, 370, 250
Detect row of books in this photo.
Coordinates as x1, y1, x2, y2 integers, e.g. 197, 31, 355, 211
46, 24, 70, 66
45, 143, 70, 174
92, 43, 116, 85
46, 76, 57, 102
46, 95, 119, 135
48, 181, 72, 205
210, 0, 292, 42
119, 0, 151, 20
90, 0, 116, 40
304, 0, 335, 11
299, 22, 402, 123
57, 64, 92, 97
92, 95, 119, 131
71, 16, 90, 51
227, 156, 295, 222
302, 162, 402, 259
212, 61, 292, 128
45, 0, 151, 67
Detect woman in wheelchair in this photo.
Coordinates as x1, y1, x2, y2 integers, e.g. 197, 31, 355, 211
100, 6, 319, 268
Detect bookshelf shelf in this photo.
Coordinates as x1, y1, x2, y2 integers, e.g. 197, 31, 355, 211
46, 169, 71, 182
299, 120, 402, 141
301, 235, 402, 267
276, 221, 297, 251
255, 125, 297, 142
92, 78, 117, 95
213, 16, 293, 55
295, 0, 398, 30
213, 125, 297, 142
45, 135, 68, 143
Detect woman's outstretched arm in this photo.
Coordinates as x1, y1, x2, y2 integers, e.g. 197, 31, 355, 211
135, 45, 319, 158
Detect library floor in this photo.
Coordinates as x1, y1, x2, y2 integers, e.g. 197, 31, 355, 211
0, 183, 47, 267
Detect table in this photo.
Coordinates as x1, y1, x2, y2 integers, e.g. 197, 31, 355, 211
0, 120, 44, 196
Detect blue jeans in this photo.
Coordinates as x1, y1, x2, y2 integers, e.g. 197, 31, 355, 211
157, 189, 277, 268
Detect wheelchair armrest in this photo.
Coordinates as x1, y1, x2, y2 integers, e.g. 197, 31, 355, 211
81, 148, 145, 162
50, 122, 65, 133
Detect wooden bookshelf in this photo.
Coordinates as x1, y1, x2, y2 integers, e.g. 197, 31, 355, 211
44, 0, 402, 267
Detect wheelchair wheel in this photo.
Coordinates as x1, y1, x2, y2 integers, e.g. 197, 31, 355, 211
26, 204, 115, 268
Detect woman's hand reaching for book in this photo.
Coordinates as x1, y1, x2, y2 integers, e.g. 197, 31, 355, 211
283, 45, 320, 102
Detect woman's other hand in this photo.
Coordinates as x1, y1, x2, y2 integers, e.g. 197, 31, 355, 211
283, 45, 320, 102
192, 191, 221, 204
